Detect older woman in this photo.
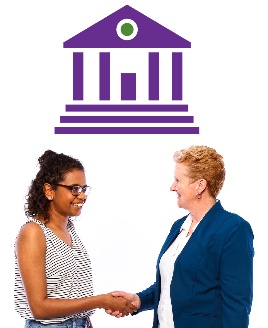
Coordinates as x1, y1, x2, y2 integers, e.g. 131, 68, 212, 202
108, 145, 254, 328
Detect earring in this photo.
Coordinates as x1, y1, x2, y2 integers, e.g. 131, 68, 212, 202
196, 193, 202, 199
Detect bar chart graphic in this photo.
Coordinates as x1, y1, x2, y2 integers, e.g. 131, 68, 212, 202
55, 5, 199, 134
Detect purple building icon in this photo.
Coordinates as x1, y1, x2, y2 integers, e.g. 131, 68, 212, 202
55, 5, 199, 134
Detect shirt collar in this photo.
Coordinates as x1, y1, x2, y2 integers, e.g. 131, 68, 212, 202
180, 213, 202, 233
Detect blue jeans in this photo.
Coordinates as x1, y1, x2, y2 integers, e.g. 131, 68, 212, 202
24, 318, 90, 328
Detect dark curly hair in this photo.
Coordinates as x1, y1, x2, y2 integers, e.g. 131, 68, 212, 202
25, 150, 84, 222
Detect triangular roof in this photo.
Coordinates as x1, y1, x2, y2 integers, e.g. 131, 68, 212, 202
64, 5, 191, 48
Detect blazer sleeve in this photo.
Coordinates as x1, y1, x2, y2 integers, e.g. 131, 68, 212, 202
136, 282, 157, 313
134, 217, 186, 314
220, 217, 254, 328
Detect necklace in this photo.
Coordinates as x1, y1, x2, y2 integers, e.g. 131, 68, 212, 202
172, 226, 192, 256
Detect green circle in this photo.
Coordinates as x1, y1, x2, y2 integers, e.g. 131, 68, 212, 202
121, 23, 134, 36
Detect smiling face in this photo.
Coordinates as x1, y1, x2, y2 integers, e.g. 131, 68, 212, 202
170, 162, 200, 211
45, 169, 88, 219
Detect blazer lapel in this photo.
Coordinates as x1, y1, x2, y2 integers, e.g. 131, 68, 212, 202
156, 217, 186, 267
173, 201, 227, 267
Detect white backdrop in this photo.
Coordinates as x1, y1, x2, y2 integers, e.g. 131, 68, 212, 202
1, 1, 267, 327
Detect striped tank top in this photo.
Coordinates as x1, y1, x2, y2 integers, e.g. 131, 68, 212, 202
14, 218, 95, 324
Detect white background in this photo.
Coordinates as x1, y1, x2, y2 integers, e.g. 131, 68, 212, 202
0, 1, 267, 327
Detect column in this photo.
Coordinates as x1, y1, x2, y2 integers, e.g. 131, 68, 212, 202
73, 52, 83, 100
172, 52, 183, 100
149, 52, 159, 100
99, 52, 110, 100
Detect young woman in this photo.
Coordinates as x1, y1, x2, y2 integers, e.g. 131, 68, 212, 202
14, 150, 135, 328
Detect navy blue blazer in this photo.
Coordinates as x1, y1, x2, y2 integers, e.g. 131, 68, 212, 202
136, 201, 254, 328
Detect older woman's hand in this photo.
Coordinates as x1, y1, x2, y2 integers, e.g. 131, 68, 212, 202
105, 291, 141, 318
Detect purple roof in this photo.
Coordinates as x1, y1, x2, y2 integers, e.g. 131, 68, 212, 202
64, 5, 191, 48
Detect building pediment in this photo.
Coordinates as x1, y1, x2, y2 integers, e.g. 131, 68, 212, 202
64, 5, 191, 49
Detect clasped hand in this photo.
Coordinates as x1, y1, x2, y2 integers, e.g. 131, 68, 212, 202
105, 291, 141, 318
104, 292, 136, 317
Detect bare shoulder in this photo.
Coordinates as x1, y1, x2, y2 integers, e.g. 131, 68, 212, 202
17, 221, 44, 239
15, 221, 46, 255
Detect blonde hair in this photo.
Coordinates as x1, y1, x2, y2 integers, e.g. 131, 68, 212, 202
173, 145, 225, 198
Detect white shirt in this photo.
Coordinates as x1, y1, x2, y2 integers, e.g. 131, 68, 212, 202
158, 215, 200, 328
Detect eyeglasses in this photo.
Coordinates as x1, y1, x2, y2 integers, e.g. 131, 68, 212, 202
52, 183, 92, 196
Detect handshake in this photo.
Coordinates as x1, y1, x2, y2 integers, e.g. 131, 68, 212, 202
104, 291, 141, 318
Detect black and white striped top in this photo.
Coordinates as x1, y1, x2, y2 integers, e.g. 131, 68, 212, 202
14, 218, 95, 324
